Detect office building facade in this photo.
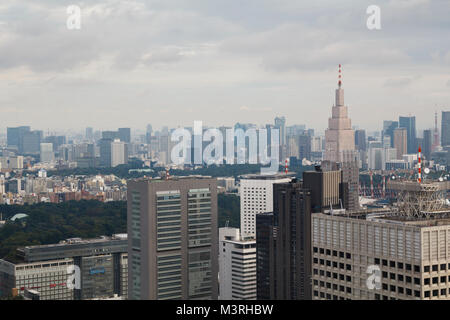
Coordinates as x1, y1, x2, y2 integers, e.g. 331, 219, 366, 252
218, 228, 256, 300
127, 177, 218, 300
240, 174, 292, 239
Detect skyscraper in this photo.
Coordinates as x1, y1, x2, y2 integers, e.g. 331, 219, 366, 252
40, 143, 54, 162
422, 129, 432, 160
127, 177, 218, 300
399, 116, 417, 154
218, 228, 256, 300
274, 117, 286, 147
240, 174, 292, 239
394, 128, 408, 159
256, 212, 275, 300
382, 120, 399, 147
86, 127, 94, 141
7, 126, 30, 149
354, 129, 366, 152
255, 180, 312, 300
118, 128, 131, 143
442, 111, 450, 147
324, 66, 359, 211
324, 66, 355, 163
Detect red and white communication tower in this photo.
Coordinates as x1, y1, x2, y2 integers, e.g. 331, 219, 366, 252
285, 159, 289, 175
417, 147, 422, 183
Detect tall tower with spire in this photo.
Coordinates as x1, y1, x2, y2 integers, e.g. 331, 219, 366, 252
323, 65, 359, 211
324, 64, 356, 163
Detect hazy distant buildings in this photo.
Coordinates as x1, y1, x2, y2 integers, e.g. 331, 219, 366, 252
422, 130, 432, 160
118, 128, 131, 143
355, 130, 366, 152
20, 130, 43, 154
40, 143, 54, 162
7, 126, 30, 150
399, 116, 417, 154
394, 128, 408, 159
442, 111, 450, 147
127, 177, 218, 300
382, 121, 399, 147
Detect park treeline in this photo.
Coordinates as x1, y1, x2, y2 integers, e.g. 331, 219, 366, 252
0, 194, 240, 263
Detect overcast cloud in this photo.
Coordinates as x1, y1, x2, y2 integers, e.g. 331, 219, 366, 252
0, 0, 449, 134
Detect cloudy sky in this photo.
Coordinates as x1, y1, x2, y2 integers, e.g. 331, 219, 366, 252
0, 0, 449, 134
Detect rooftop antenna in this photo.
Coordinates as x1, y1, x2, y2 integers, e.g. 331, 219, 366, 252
338, 64, 342, 88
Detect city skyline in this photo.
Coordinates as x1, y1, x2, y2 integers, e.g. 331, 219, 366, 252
0, 1, 449, 131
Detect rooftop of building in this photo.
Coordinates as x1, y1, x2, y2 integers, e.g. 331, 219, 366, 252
319, 207, 450, 227
240, 173, 295, 180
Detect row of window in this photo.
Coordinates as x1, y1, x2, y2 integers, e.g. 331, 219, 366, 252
313, 247, 351, 260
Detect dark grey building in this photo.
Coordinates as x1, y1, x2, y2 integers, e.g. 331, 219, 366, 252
7, 126, 30, 149
355, 129, 366, 152
422, 130, 432, 160
256, 180, 312, 300
118, 128, 131, 143
399, 116, 417, 154
382, 121, 398, 148
442, 111, 450, 147
256, 212, 275, 300
19, 130, 43, 154
127, 177, 218, 300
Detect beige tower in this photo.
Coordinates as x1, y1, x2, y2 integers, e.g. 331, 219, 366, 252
323, 65, 359, 211
324, 65, 356, 162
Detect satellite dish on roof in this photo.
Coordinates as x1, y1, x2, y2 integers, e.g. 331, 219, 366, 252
439, 177, 444, 182
424, 168, 430, 174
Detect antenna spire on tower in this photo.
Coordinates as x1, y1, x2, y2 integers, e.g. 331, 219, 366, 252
338, 64, 342, 88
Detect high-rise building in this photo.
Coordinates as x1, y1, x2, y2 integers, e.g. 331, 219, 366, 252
442, 111, 450, 147
240, 174, 292, 239
118, 128, 131, 143
127, 177, 218, 300
382, 121, 399, 147
324, 67, 355, 163
255, 212, 275, 300
355, 130, 366, 152
86, 127, 94, 141
298, 135, 311, 160
399, 116, 417, 154
394, 128, 408, 159
255, 180, 313, 300
99, 139, 127, 167
20, 130, 43, 154
274, 117, 286, 147
7, 126, 30, 149
303, 166, 345, 213
311, 207, 450, 300
111, 140, 127, 167
0, 234, 128, 300
323, 66, 359, 211
273, 180, 312, 300
40, 143, 54, 162
422, 130, 433, 160
218, 228, 256, 300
